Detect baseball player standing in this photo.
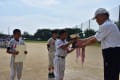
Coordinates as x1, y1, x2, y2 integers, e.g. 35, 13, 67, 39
47, 30, 58, 78
54, 30, 75, 80
7, 29, 27, 80
80, 8, 120, 80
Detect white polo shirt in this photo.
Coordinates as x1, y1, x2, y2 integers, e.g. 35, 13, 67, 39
55, 39, 68, 57
95, 19, 120, 49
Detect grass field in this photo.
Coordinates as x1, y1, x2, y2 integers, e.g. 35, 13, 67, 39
25, 40, 47, 43
0, 42, 119, 80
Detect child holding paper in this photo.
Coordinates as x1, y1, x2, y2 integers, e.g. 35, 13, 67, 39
7, 29, 27, 80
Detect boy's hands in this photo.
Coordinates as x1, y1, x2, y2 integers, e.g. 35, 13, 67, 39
13, 51, 19, 55
13, 51, 28, 55
47, 44, 50, 51
24, 51, 28, 55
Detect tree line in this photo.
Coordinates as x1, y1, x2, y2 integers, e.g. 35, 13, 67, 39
23, 28, 96, 41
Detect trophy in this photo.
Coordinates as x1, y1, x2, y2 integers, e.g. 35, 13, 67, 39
70, 34, 80, 48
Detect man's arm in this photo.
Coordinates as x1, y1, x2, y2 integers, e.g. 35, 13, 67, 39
83, 36, 97, 45
79, 36, 98, 47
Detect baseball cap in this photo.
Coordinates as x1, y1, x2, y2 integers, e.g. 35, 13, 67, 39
92, 8, 109, 19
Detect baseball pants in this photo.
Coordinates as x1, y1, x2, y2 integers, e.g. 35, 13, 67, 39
54, 56, 65, 80
48, 51, 55, 68
10, 62, 23, 80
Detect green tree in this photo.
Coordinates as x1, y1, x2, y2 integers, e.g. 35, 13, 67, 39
22, 32, 34, 40
84, 29, 96, 38
33, 28, 84, 41
0, 33, 6, 37
34, 29, 51, 41
66, 28, 83, 37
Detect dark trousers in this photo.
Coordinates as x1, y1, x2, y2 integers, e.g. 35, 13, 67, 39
102, 47, 120, 80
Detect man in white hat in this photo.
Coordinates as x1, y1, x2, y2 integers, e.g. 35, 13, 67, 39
80, 8, 120, 80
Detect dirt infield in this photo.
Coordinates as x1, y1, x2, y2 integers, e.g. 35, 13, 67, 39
0, 42, 118, 80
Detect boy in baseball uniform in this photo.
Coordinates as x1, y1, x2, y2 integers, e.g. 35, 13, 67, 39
47, 30, 58, 78
54, 30, 76, 80
7, 29, 27, 80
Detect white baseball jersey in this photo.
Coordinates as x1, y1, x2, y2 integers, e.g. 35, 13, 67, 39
8, 37, 25, 80
54, 39, 68, 80
55, 39, 68, 57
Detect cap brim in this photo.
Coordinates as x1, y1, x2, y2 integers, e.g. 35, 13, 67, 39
92, 17, 96, 20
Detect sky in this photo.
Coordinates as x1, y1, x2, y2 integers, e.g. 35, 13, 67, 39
0, 0, 119, 35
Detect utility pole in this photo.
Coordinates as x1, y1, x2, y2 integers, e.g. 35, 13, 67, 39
8, 26, 10, 36
88, 19, 90, 30
118, 5, 120, 29
81, 23, 83, 31
118, 5, 120, 23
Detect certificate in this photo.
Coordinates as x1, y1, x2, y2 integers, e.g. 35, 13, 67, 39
15, 45, 26, 62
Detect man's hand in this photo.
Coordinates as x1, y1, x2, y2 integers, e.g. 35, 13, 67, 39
76, 40, 86, 48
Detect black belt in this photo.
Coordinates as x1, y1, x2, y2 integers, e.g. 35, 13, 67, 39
103, 47, 120, 51
57, 56, 65, 59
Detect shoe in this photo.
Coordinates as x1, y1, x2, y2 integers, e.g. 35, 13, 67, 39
51, 72, 55, 78
48, 73, 52, 78
48, 72, 55, 78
